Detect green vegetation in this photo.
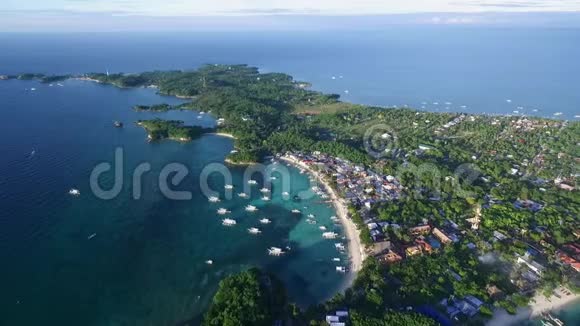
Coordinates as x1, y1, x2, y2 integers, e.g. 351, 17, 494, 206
133, 103, 172, 112
202, 269, 287, 326
36, 65, 578, 323
137, 119, 212, 141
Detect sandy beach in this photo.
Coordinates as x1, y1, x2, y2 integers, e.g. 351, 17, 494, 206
280, 155, 365, 277
487, 287, 579, 326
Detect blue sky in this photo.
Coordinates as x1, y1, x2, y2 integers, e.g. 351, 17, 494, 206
2, 0, 580, 31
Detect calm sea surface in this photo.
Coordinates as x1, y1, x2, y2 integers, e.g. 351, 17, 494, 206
0, 28, 578, 325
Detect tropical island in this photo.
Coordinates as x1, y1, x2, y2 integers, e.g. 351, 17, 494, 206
136, 118, 213, 142
133, 103, 173, 112
28, 65, 579, 325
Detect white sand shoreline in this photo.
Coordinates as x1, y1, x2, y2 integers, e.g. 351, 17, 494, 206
487, 287, 579, 325
280, 156, 365, 280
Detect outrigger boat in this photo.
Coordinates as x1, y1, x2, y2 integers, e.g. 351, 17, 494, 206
323, 232, 339, 239
245, 205, 258, 212
217, 208, 230, 215
222, 218, 237, 226
268, 247, 284, 256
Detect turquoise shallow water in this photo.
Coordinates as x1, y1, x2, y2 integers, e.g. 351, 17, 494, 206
0, 80, 348, 325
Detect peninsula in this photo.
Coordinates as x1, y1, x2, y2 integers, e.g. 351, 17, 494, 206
28, 65, 579, 325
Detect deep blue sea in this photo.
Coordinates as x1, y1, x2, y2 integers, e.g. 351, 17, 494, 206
0, 28, 579, 325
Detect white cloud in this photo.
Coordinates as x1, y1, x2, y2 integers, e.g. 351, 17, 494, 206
9, 0, 575, 16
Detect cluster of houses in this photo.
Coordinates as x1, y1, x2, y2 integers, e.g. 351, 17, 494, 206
372, 223, 463, 265
434, 114, 468, 134
286, 152, 404, 208
508, 117, 563, 132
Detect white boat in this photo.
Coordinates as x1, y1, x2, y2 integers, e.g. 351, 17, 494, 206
245, 205, 258, 212
260, 187, 270, 193
87, 233, 97, 240
248, 180, 258, 185
259, 218, 271, 224
307, 214, 315, 219
224, 184, 234, 190
208, 196, 220, 203
222, 218, 237, 226
336, 266, 347, 273
68, 188, 80, 196
238, 192, 249, 198
205, 260, 213, 265
282, 192, 290, 196
261, 196, 270, 201
217, 208, 230, 215
30, 88, 36, 91
323, 232, 339, 239
554, 112, 563, 116
319, 226, 327, 231
268, 247, 284, 256
291, 209, 301, 214
248, 227, 262, 235
506, 99, 512, 103
330, 216, 339, 221
335, 243, 345, 251
306, 219, 317, 225
332, 258, 341, 262
312, 186, 320, 192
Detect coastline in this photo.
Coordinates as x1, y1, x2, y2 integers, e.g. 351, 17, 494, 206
487, 287, 580, 326
280, 155, 365, 279
207, 132, 236, 139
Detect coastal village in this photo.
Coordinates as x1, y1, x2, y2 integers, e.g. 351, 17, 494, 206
282, 151, 579, 325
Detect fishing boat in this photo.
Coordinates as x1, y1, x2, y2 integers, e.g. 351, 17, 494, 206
291, 209, 301, 214
245, 205, 258, 212
224, 184, 234, 190
208, 196, 220, 203
238, 192, 249, 198
217, 208, 230, 215
323, 232, 339, 239
336, 266, 347, 273
268, 247, 284, 256
259, 218, 271, 224
222, 218, 237, 226
248, 227, 262, 235
68, 188, 80, 196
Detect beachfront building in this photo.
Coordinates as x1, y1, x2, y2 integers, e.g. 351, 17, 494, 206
433, 228, 452, 245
